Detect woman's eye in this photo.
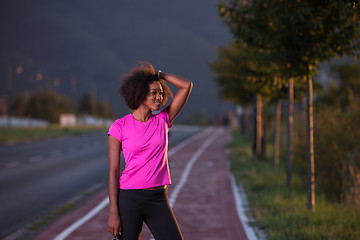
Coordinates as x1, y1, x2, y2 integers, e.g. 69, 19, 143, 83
150, 91, 163, 96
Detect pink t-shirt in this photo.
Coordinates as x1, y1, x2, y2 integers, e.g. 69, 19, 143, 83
108, 107, 172, 189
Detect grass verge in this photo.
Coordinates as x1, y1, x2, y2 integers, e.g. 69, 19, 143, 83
0, 125, 109, 145
229, 129, 360, 240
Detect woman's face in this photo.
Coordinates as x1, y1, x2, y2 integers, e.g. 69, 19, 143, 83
142, 81, 163, 111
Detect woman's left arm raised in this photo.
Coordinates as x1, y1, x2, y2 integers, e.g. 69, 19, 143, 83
159, 71, 193, 123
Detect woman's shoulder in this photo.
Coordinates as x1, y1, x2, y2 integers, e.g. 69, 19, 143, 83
108, 114, 133, 140
111, 114, 132, 127
153, 107, 167, 119
154, 107, 172, 127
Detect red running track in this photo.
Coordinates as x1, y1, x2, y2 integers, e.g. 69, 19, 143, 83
33, 127, 250, 240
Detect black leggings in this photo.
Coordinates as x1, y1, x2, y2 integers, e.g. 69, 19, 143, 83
118, 188, 183, 240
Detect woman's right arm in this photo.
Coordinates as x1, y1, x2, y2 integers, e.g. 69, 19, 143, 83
107, 135, 122, 236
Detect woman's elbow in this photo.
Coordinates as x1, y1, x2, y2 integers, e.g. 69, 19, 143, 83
187, 81, 193, 91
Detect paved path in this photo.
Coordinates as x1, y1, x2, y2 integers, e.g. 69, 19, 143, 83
33, 127, 254, 240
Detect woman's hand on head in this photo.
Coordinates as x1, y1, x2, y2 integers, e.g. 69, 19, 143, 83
158, 71, 193, 123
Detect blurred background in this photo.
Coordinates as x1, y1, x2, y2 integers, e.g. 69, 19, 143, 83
0, 1, 234, 238
0, 0, 232, 126
1, 0, 360, 239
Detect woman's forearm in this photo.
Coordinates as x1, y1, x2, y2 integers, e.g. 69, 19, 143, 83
108, 173, 119, 214
159, 71, 193, 90
158, 71, 193, 123
107, 136, 121, 215
107, 170, 121, 236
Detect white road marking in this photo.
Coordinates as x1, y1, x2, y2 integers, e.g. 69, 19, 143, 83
50, 127, 258, 240
167, 127, 212, 156
52, 128, 214, 240
53, 198, 109, 240
168, 128, 224, 207
230, 175, 259, 240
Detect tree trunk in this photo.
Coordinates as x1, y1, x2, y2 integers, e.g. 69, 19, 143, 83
256, 94, 262, 159
239, 106, 246, 135
287, 78, 294, 187
261, 102, 267, 158
307, 75, 315, 211
274, 100, 281, 170
252, 97, 256, 157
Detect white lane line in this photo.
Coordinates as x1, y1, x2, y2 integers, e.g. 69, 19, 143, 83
148, 128, 223, 240
230, 174, 259, 240
168, 128, 224, 207
52, 128, 215, 240
53, 198, 109, 240
167, 127, 212, 156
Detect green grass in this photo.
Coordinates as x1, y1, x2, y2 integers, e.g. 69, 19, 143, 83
229, 129, 360, 240
0, 125, 108, 144
25, 201, 79, 230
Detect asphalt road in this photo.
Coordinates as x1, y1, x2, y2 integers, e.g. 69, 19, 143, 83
32, 126, 255, 240
0, 125, 201, 238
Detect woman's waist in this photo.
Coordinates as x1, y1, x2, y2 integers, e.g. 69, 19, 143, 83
120, 168, 171, 188
142, 185, 167, 190
120, 185, 167, 191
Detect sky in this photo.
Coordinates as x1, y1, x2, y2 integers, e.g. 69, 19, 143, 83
0, 0, 233, 122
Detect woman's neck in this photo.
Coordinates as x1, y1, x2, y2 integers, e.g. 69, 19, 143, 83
132, 107, 152, 122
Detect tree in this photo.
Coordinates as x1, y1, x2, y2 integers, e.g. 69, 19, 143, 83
311, 63, 360, 205
78, 93, 115, 118
218, 0, 360, 211
271, 0, 359, 211
97, 100, 115, 119
78, 93, 93, 116
10, 92, 31, 116
268, 1, 358, 197
211, 41, 284, 158
11, 90, 74, 123
211, 42, 258, 155
218, 0, 300, 184
326, 63, 360, 111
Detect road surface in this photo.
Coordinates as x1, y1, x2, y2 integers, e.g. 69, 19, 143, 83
0, 125, 201, 238
30, 127, 258, 240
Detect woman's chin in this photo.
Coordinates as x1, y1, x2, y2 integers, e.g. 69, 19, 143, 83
152, 105, 160, 111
